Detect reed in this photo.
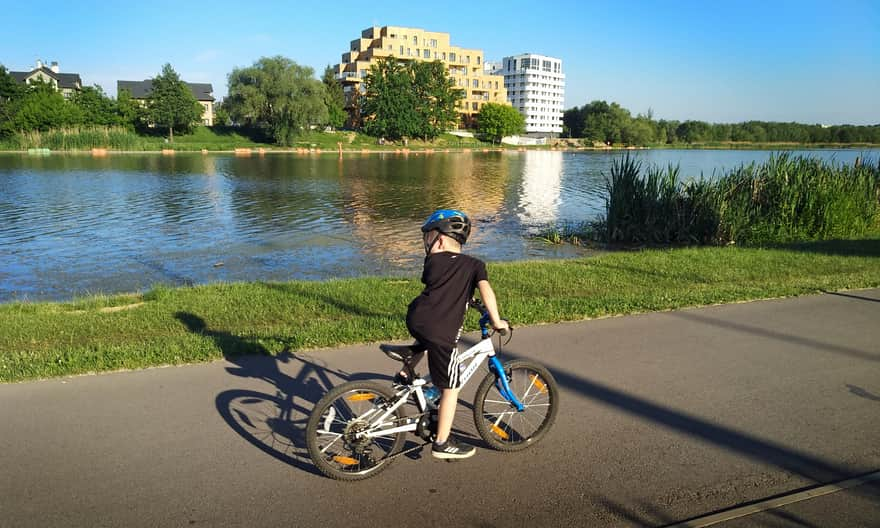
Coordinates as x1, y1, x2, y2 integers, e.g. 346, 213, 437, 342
14, 126, 148, 150
716, 154, 880, 244
599, 153, 879, 246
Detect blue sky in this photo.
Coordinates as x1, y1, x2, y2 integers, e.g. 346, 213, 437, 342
2, 0, 878, 124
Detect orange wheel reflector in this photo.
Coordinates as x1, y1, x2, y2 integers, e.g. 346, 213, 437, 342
491, 424, 509, 439
346, 392, 376, 401
530, 374, 547, 393
333, 456, 359, 466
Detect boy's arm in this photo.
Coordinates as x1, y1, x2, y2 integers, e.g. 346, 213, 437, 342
477, 280, 509, 332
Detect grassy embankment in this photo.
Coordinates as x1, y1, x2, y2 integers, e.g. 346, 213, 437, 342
2, 237, 879, 383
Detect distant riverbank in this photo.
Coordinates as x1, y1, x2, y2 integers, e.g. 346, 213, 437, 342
2, 126, 878, 153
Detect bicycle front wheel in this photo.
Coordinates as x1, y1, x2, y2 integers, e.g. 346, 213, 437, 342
473, 360, 559, 451
306, 381, 407, 481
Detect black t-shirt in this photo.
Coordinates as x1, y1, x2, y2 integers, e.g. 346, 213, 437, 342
406, 252, 488, 346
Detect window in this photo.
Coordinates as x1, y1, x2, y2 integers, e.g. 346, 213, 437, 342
476, 56, 481, 65
472, 79, 478, 88
423, 49, 430, 58
465, 56, 470, 64
430, 39, 437, 47
407, 48, 411, 56
434, 51, 438, 59
442, 52, 446, 60
449, 52, 456, 62
413, 36, 418, 44
542, 60, 551, 72
400, 46, 404, 55
472, 102, 478, 111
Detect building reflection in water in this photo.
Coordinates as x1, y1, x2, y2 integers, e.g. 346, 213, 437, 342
515, 151, 564, 231
341, 152, 510, 271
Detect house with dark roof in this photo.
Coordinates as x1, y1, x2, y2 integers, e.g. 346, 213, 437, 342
117, 79, 215, 126
11, 60, 82, 98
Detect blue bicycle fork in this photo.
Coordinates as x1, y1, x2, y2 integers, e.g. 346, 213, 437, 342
488, 355, 525, 412
479, 312, 524, 412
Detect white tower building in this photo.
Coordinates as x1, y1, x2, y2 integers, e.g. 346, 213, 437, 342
494, 54, 565, 137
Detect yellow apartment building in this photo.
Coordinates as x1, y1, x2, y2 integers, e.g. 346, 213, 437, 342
334, 26, 508, 128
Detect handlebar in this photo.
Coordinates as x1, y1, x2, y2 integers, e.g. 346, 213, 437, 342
468, 299, 510, 337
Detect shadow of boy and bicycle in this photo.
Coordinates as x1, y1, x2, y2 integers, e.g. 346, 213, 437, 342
176, 311, 479, 476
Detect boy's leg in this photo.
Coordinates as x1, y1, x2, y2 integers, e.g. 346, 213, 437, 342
434, 388, 460, 444
431, 387, 475, 459
395, 345, 426, 385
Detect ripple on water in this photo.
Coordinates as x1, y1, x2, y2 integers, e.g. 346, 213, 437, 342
1, 149, 876, 301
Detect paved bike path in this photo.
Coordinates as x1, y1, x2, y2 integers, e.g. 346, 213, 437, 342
1, 290, 878, 527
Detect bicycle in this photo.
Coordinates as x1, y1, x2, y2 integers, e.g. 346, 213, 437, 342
305, 299, 560, 481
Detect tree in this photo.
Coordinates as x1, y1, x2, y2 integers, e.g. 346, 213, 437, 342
676, 120, 711, 143
562, 106, 586, 138
147, 63, 203, 142
116, 88, 147, 130
361, 57, 463, 141
0, 65, 25, 137
213, 98, 230, 127
410, 61, 462, 139
0, 65, 24, 102
71, 85, 120, 126
225, 56, 329, 145
321, 65, 346, 130
12, 80, 83, 131
476, 102, 525, 143
361, 57, 420, 140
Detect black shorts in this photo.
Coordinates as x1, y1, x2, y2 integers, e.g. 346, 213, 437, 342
408, 329, 463, 390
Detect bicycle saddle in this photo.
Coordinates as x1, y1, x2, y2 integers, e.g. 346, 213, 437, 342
379, 344, 417, 363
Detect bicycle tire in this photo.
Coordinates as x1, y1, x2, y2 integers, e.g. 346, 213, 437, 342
473, 360, 559, 451
306, 381, 407, 481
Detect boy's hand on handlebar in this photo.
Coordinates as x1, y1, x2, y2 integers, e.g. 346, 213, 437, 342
493, 319, 510, 335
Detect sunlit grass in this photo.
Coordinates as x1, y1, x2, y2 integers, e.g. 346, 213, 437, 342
2, 241, 879, 382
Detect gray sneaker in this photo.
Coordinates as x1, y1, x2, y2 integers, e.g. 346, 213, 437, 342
431, 437, 476, 459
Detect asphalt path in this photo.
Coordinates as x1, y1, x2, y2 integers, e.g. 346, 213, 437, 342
2, 289, 879, 527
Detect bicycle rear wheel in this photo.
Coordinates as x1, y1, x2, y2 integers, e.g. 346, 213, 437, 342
306, 381, 407, 481
473, 360, 559, 451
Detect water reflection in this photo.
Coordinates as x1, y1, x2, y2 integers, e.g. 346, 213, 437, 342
1, 148, 876, 301
516, 151, 564, 227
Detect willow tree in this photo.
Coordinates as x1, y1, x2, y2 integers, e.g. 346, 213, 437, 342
225, 56, 329, 146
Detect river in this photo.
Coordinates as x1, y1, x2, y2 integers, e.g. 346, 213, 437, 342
1, 148, 877, 301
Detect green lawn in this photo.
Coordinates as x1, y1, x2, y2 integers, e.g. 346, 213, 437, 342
2, 238, 879, 382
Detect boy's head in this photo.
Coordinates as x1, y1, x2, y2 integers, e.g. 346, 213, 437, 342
421, 209, 471, 254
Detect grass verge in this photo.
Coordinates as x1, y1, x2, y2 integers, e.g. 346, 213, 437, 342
2, 240, 879, 383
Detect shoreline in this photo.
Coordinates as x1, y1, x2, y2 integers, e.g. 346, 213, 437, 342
3, 143, 878, 155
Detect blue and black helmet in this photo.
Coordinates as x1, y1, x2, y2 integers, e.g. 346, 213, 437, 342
421, 209, 471, 244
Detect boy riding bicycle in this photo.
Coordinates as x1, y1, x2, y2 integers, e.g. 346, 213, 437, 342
400, 209, 509, 459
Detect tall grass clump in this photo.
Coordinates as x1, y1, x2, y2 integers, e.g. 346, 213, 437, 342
598, 153, 879, 246
15, 127, 147, 150
716, 153, 880, 244
600, 153, 720, 244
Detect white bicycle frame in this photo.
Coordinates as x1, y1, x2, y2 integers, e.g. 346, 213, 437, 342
357, 337, 498, 439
